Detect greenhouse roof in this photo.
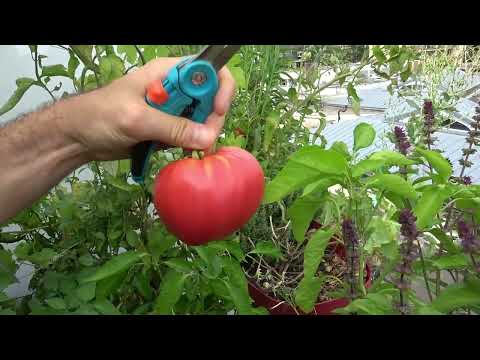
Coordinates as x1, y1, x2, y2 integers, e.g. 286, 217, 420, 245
315, 114, 480, 183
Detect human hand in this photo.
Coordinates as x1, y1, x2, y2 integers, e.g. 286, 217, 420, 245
59, 57, 236, 162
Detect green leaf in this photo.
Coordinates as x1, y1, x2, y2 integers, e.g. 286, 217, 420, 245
301, 177, 338, 198
303, 228, 335, 278
101, 161, 118, 177
431, 254, 470, 270
41, 64, 70, 78
353, 123, 376, 152
415, 305, 444, 315
154, 269, 188, 315
288, 193, 324, 243
107, 177, 139, 192
207, 239, 245, 262
147, 227, 176, 259
264, 147, 348, 204
429, 228, 460, 254
46, 297, 67, 310
337, 292, 394, 315
0, 308, 16, 315
156, 45, 169, 57
364, 216, 400, 256
366, 174, 417, 199
70, 45, 96, 70
164, 258, 193, 273
352, 151, 415, 177
67, 54, 80, 77
416, 148, 452, 183
126, 230, 141, 249
81, 251, 144, 283
295, 276, 325, 313
76, 282, 96, 302
93, 299, 121, 315
142, 45, 157, 62
0, 272, 15, 292
431, 277, 480, 313
263, 111, 279, 152
27, 248, 58, 267
95, 271, 127, 299
99, 55, 125, 84
0, 249, 16, 275
347, 82, 360, 102
372, 46, 387, 64
78, 254, 95, 267
249, 241, 283, 259
133, 272, 154, 300
117, 45, 137, 64
330, 141, 351, 160
0, 77, 37, 116
351, 98, 360, 116
221, 257, 256, 315
413, 185, 451, 230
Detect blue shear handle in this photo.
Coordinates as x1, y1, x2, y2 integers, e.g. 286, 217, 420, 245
131, 59, 219, 183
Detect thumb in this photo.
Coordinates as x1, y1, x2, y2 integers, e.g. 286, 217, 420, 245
139, 105, 223, 150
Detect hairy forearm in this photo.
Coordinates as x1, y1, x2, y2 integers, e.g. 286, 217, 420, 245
0, 98, 89, 224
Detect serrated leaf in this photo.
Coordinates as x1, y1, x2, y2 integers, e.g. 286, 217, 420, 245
0, 77, 37, 116
347, 82, 360, 102
249, 241, 283, 259
353, 123, 375, 152
81, 251, 144, 283
264, 147, 348, 204
295, 276, 325, 313
154, 269, 188, 315
416, 148, 452, 183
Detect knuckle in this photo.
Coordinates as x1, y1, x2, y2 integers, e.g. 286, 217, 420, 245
120, 103, 146, 133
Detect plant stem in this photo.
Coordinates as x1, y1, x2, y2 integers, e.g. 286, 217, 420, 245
33, 48, 56, 101
416, 238, 434, 302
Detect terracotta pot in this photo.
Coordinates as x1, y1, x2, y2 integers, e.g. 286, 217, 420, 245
247, 221, 372, 315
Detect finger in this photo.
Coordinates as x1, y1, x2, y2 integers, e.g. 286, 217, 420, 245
214, 66, 236, 116
138, 105, 219, 150
129, 57, 183, 94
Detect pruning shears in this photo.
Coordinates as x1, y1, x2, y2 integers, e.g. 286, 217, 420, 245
131, 45, 242, 183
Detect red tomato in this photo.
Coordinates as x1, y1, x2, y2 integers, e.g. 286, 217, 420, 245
153, 146, 265, 246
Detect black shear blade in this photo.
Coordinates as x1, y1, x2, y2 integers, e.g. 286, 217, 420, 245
196, 45, 241, 72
